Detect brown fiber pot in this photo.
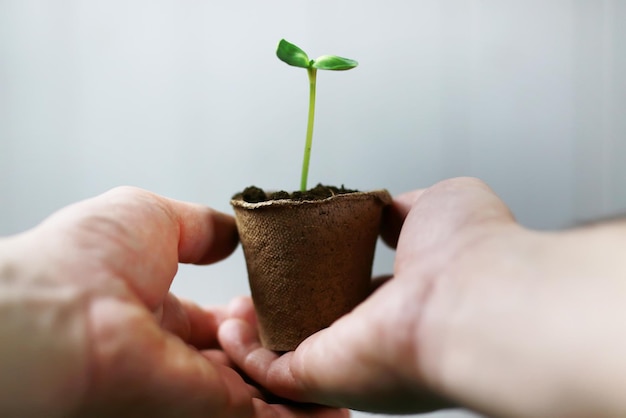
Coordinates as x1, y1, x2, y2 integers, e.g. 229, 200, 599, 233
231, 189, 392, 351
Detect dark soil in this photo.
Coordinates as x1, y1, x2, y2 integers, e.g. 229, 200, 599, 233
234, 184, 359, 203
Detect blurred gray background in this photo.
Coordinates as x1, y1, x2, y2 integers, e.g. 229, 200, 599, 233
1, 1, 625, 417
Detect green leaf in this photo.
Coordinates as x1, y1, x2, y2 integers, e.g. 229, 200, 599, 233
311, 55, 358, 71
276, 39, 310, 69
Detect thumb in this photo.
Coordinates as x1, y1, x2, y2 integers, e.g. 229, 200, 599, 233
380, 189, 425, 249
394, 178, 516, 264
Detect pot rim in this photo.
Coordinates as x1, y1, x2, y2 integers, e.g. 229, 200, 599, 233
230, 189, 391, 209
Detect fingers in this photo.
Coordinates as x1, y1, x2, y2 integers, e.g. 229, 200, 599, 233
162, 196, 239, 265
145, 331, 349, 418
201, 349, 233, 365
380, 189, 425, 249
218, 296, 319, 404
219, 315, 282, 382
84, 298, 255, 418
220, 316, 452, 413
219, 296, 359, 405
219, 294, 454, 414
87, 295, 345, 417
228, 295, 259, 327
150, 335, 255, 418
157, 294, 228, 349
181, 299, 229, 348
251, 398, 350, 418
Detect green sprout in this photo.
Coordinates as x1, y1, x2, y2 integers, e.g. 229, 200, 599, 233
276, 39, 358, 192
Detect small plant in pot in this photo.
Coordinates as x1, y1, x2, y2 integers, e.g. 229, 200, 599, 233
231, 39, 391, 351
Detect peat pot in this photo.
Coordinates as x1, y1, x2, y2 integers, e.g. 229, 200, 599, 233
231, 189, 391, 351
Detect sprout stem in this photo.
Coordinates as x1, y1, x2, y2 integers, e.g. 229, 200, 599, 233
300, 67, 317, 192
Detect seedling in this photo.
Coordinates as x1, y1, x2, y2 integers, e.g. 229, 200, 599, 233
276, 39, 358, 192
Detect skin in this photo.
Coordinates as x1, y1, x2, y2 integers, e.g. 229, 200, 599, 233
0, 186, 347, 418
219, 177, 626, 417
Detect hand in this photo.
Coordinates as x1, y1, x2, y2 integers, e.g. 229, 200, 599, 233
219, 177, 626, 417
218, 177, 513, 414
0, 186, 347, 418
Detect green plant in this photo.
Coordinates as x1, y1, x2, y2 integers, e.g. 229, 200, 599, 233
276, 39, 358, 192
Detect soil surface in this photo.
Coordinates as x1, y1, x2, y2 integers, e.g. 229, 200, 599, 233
234, 184, 359, 203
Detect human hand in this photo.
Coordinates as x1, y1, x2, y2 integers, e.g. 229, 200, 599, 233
0, 186, 347, 418
218, 177, 514, 414
220, 177, 626, 417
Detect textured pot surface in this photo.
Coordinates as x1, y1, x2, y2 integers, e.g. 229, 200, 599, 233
231, 190, 391, 351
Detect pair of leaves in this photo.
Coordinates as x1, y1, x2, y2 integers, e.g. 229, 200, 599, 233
276, 39, 358, 71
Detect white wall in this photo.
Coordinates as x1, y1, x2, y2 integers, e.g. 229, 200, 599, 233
1, 1, 625, 417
